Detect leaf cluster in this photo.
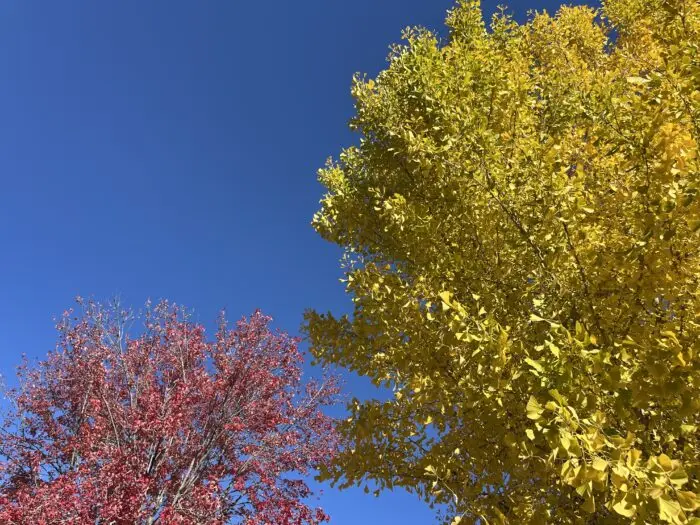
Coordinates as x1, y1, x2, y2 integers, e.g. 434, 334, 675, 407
307, 0, 700, 522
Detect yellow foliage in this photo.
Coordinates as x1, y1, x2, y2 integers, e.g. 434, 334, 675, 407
306, 0, 699, 523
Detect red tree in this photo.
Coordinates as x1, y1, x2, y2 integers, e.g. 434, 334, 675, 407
0, 301, 339, 524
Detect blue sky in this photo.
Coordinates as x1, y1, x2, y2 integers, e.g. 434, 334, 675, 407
0, 1, 595, 522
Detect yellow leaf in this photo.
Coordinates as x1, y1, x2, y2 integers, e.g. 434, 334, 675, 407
658, 496, 681, 522
524, 358, 545, 373
582, 493, 595, 513
560, 434, 571, 451
627, 449, 642, 468
657, 454, 673, 472
591, 457, 608, 472
612, 494, 637, 518
669, 466, 688, 488
627, 76, 650, 84
677, 491, 699, 512
681, 424, 696, 435
438, 291, 453, 309
548, 389, 564, 404
526, 396, 543, 420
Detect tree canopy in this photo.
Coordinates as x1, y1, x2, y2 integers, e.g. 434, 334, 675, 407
0, 301, 338, 524
306, 0, 699, 522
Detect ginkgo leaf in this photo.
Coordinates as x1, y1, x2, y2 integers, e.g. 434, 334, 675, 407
677, 491, 699, 512
591, 457, 608, 472
658, 496, 682, 521
526, 396, 543, 420
613, 494, 637, 517
524, 358, 545, 373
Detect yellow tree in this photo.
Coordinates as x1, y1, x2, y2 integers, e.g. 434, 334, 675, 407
306, 0, 699, 523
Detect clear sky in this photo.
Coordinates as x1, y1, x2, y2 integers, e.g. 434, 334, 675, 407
0, 1, 596, 522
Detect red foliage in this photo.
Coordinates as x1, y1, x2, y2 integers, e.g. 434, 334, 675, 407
0, 301, 339, 524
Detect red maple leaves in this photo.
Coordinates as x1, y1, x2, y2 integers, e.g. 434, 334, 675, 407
0, 301, 339, 524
